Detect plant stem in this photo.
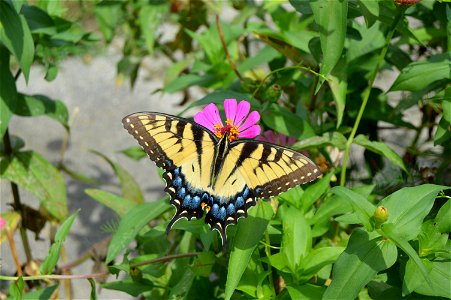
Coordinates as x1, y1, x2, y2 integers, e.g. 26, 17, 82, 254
339, 10, 405, 186
264, 228, 276, 298
0, 252, 199, 282
3, 129, 33, 262
6, 227, 23, 276
216, 14, 243, 81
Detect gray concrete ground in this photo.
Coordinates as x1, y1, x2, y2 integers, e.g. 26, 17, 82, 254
1, 45, 189, 298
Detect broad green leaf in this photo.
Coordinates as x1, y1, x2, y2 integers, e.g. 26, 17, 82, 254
85, 189, 137, 217
139, 3, 166, 55
237, 46, 280, 74
8, 277, 24, 300
329, 186, 375, 230
40, 210, 79, 274
410, 260, 451, 298
164, 74, 217, 93
435, 94, 451, 145
22, 284, 58, 300
301, 171, 333, 211
15, 93, 69, 129
310, 0, 348, 90
328, 73, 347, 128
390, 53, 451, 92
106, 200, 171, 263
300, 246, 345, 278
0, 1, 34, 81
94, 0, 123, 42
91, 150, 143, 204
262, 104, 315, 140
0, 151, 68, 221
0, 45, 17, 138
294, 131, 347, 150
323, 229, 397, 300
191, 251, 215, 277
20, 5, 56, 35
379, 184, 449, 240
0, 211, 21, 244
346, 22, 385, 63
435, 199, 451, 233
225, 201, 273, 300
169, 268, 196, 299
102, 279, 152, 297
119, 146, 146, 161
381, 223, 432, 289
417, 221, 448, 258
279, 206, 311, 272
354, 134, 407, 172
286, 284, 325, 299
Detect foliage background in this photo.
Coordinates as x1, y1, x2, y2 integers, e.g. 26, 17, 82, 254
1, 0, 450, 299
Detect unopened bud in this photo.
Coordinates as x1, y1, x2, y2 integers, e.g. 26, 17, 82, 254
374, 206, 389, 227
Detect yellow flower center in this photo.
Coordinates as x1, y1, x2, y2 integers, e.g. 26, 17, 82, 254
214, 119, 239, 142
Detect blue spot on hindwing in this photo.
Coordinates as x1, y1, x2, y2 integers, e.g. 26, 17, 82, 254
242, 187, 250, 198
236, 196, 244, 208
173, 168, 180, 176
218, 207, 226, 220
183, 195, 192, 207
211, 204, 220, 218
192, 196, 201, 207
177, 187, 186, 199
227, 203, 235, 215
173, 176, 182, 187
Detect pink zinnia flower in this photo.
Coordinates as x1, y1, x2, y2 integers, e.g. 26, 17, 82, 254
194, 99, 261, 142
257, 130, 297, 147
0, 217, 6, 231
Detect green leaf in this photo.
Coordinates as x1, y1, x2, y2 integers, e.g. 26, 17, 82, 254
88, 278, 97, 300
22, 284, 58, 300
237, 46, 280, 74
286, 284, 325, 299
329, 73, 347, 128
0, 44, 17, 138
164, 73, 217, 93
262, 104, 315, 140
435, 199, 451, 233
346, 22, 385, 63
301, 171, 333, 211
94, 0, 124, 43
225, 201, 273, 300
390, 53, 451, 92
91, 150, 143, 204
106, 200, 171, 263
310, 0, 348, 89
9, 277, 24, 300
418, 221, 448, 258
435, 94, 451, 145
379, 184, 449, 240
0, 151, 68, 221
329, 186, 375, 230
102, 279, 152, 297
15, 94, 69, 129
20, 5, 56, 35
279, 205, 311, 272
191, 251, 215, 277
85, 189, 137, 217
354, 134, 407, 173
323, 229, 397, 300
410, 260, 451, 298
381, 223, 432, 290
0, 1, 34, 81
119, 146, 146, 161
40, 210, 79, 274
300, 246, 345, 278
138, 4, 166, 55
294, 131, 347, 150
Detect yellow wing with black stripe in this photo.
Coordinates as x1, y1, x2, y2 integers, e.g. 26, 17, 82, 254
122, 112, 321, 249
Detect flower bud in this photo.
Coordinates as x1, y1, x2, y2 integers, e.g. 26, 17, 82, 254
373, 206, 389, 227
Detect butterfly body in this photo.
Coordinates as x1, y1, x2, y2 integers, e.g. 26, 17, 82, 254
122, 112, 320, 248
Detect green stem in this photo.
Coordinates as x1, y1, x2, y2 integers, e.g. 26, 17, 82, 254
339, 9, 405, 186
264, 228, 276, 297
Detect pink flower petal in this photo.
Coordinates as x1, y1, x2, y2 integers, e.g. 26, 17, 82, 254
0, 217, 6, 230
203, 103, 223, 127
194, 112, 215, 132
234, 100, 251, 126
239, 111, 260, 131
224, 99, 237, 123
239, 124, 261, 139
263, 130, 276, 143
287, 137, 297, 145
279, 134, 287, 146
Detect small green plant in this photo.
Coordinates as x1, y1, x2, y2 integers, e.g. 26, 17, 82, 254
1, 0, 450, 299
